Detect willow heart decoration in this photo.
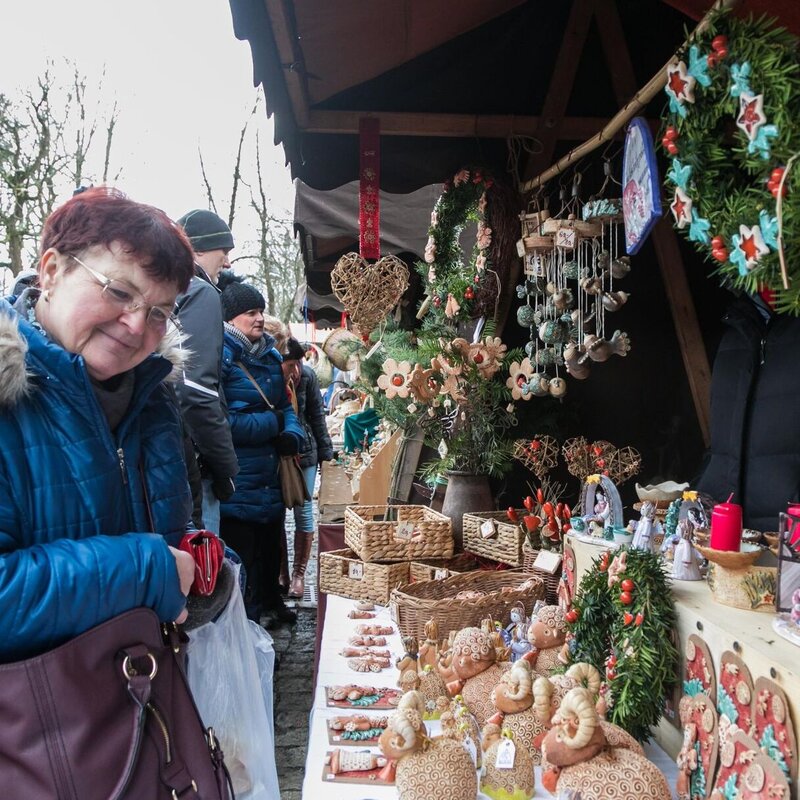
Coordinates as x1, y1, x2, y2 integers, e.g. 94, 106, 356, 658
331, 252, 409, 335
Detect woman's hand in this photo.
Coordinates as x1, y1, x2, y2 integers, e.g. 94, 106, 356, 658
169, 546, 196, 624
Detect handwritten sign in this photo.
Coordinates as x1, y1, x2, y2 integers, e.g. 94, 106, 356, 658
533, 550, 563, 575
622, 116, 662, 255
348, 561, 364, 580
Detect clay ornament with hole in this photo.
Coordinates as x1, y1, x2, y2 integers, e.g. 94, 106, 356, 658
718, 651, 754, 737
677, 693, 718, 799
684, 633, 716, 704
710, 729, 789, 800
751, 676, 796, 786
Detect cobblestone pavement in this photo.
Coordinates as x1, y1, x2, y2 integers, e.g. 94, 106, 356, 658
270, 608, 316, 799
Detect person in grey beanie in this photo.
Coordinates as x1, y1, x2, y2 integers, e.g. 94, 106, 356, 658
174, 210, 240, 533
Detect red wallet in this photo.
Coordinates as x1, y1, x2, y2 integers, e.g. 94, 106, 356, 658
178, 530, 225, 596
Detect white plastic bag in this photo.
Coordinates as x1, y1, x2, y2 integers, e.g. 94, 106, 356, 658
186, 563, 280, 800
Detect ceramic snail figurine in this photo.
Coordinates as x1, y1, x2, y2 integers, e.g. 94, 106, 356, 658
480, 724, 535, 800
580, 330, 631, 363
446, 626, 510, 727
379, 690, 478, 800
418, 619, 439, 672
540, 687, 671, 800
524, 605, 569, 675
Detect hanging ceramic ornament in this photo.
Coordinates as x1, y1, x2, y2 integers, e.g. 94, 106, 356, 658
730, 224, 770, 276
712, 730, 790, 800
751, 677, 796, 785
665, 60, 697, 116
684, 633, 716, 704
736, 92, 766, 141
670, 187, 693, 229
676, 693, 719, 800
717, 651, 754, 738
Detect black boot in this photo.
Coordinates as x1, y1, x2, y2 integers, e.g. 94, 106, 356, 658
266, 597, 297, 626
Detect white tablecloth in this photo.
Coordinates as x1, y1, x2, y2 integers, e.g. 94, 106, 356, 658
302, 593, 677, 799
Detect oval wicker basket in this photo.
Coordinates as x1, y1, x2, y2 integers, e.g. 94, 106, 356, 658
389, 570, 545, 641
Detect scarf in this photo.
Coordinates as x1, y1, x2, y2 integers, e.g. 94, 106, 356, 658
224, 322, 272, 359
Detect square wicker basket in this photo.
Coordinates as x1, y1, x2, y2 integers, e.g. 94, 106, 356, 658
388, 570, 545, 641
344, 504, 453, 562
409, 553, 486, 583
319, 548, 410, 604
521, 543, 562, 604
462, 510, 527, 566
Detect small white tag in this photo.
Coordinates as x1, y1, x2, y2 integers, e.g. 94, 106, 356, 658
533, 550, 563, 574
495, 738, 516, 769
526, 253, 545, 276
364, 339, 382, 359
516, 238, 526, 258
555, 227, 577, 249
464, 735, 478, 767
480, 518, 498, 539
389, 601, 399, 623
438, 439, 449, 458
326, 773, 335, 780
395, 521, 415, 541
332, 735, 341, 742
348, 561, 364, 580
434, 568, 449, 580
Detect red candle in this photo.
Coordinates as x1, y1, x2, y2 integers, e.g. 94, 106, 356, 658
709, 501, 742, 552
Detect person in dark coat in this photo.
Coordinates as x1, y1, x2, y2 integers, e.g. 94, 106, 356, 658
175, 210, 240, 533
218, 277, 304, 625
282, 338, 334, 598
0, 187, 197, 662
697, 293, 800, 531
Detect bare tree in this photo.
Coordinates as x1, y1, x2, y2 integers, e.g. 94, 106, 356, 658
0, 61, 119, 274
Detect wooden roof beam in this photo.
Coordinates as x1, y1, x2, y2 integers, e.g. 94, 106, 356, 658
264, 0, 310, 128
304, 110, 614, 140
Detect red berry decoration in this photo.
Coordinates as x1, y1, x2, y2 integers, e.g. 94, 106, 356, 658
599, 553, 609, 572
606, 667, 617, 680
607, 654, 617, 667
473, 274, 480, 284
635, 612, 645, 626
566, 609, 579, 624
711, 34, 728, 51
666, 142, 679, 156
391, 375, 405, 387
712, 247, 729, 263
711, 235, 725, 249
523, 495, 535, 512
623, 611, 634, 625
620, 578, 635, 592
433, 296, 442, 308
620, 591, 633, 606
464, 287, 475, 300
664, 126, 679, 141
707, 53, 718, 69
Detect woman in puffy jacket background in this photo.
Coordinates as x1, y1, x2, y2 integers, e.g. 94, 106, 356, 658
218, 275, 303, 626
0, 187, 197, 662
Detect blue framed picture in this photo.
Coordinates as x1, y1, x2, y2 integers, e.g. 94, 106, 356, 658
622, 116, 662, 255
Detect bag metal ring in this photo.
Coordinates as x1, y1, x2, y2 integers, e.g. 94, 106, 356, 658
121, 652, 158, 681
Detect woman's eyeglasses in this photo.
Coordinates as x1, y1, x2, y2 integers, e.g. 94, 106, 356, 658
69, 254, 176, 331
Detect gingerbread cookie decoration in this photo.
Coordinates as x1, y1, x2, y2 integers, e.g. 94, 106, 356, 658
710, 729, 790, 800
751, 677, 796, 786
677, 693, 718, 799
717, 651, 754, 736
684, 633, 716, 704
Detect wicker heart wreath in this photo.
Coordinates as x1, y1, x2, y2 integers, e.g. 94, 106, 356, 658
331, 252, 410, 335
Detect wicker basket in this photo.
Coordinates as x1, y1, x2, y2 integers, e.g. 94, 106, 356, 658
521, 544, 562, 603
389, 571, 545, 641
345, 505, 453, 562
319, 548, 409, 604
463, 510, 526, 566
409, 553, 486, 582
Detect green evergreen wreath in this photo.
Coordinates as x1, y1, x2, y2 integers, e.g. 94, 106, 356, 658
420, 168, 496, 324
565, 546, 678, 741
661, 13, 800, 314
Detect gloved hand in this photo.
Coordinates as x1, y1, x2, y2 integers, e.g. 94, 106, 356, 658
275, 432, 299, 456
211, 475, 236, 501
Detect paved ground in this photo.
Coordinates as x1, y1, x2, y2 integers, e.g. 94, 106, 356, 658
270, 607, 316, 800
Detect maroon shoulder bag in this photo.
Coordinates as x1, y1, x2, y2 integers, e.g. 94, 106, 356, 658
0, 608, 234, 799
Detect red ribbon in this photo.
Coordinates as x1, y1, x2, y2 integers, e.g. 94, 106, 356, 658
359, 117, 380, 260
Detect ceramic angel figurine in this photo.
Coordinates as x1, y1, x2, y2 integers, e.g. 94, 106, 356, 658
631, 500, 656, 552
585, 490, 612, 536
672, 519, 702, 581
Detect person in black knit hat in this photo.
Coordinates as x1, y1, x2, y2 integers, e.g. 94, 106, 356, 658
217, 272, 304, 626
174, 210, 239, 533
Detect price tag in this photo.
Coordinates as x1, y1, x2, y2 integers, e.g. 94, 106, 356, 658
438, 439, 449, 458
516, 238, 526, 258
395, 521, 415, 541
348, 561, 364, 580
533, 550, 563, 574
555, 227, 577, 249
434, 568, 449, 580
389, 601, 399, 623
525, 253, 545, 276
495, 738, 516, 769
480, 518, 498, 539
463, 735, 478, 767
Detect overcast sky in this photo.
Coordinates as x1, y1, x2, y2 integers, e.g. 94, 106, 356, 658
0, 0, 294, 227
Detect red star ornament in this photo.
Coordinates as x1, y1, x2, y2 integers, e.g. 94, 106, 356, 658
670, 187, 693, 229
737, 223, 769, 270
666, 60, 696, 104
736, 93, 765, 141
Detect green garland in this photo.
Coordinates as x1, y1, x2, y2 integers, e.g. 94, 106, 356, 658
420, 168, 495, 324
566, 546, 678, 741
662, 13, 800, 314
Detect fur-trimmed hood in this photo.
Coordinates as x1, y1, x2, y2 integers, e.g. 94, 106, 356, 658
0, 301, 191, 410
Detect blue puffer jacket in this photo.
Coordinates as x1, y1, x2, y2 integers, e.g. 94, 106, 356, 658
219, 331, 303, 523
0, 300, 190, 663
